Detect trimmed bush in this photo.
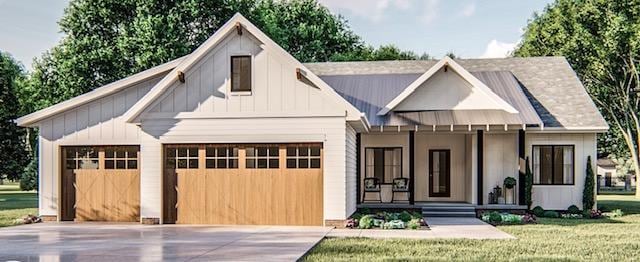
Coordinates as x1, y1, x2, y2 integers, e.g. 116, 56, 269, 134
501, 214, 524, 224
407, 218, 421, 229
382, 220, 405, 229
504, 177, 517, 189
543, 210, 560, 218
567, 205, 581, 214
398, 211, 412, 222
608, 209, 624, 218
532, 206, 544, 217
583, 156, 595, 211
358, 215, 375, 229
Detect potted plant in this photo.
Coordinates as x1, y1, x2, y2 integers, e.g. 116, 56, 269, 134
503, 177, 517, 204
504, 177, 516, 189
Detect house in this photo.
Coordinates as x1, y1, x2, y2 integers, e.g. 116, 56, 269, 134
597, 158, 636, 189
16, 14, 608, 226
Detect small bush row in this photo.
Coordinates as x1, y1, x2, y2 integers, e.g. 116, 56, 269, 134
481, 211, 536, 225
531, 204, 623, 219
346, 210, 426, 230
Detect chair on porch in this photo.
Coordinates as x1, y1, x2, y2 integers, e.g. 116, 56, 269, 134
362, 178, 382, 203
391, 177, 410, 203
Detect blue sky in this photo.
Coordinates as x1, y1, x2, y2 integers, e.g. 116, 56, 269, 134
0, 0, 553, 70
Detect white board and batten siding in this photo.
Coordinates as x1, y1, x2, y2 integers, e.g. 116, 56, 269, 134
37, 76, 164, 217
525, 133, 597, 210
345, 124, 358, 216
483, 133, 519, 205
136, 31, 353, 221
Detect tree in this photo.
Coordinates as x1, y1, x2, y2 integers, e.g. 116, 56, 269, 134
0, 51, 29, 182
514, 0, 640, 198
525, 156, 533, 210
583, 156, 596, 211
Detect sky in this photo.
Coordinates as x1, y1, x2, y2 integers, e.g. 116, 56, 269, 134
0, 0, 553, 70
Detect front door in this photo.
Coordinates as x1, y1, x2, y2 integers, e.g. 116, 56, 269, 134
429, 149, 450, 197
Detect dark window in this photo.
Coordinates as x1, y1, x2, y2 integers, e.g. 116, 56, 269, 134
532, 145, 574, 185
246, 146, 279, 169
64, 147, 99, 170
166, 147, 199, 169
286, 145, 322, 169
365, 148, 402, 184
104, 146, 138, 170
231, 56, 251, 92
205, 146, 239, 169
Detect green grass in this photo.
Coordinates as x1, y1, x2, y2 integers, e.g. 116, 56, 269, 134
0, 182, 37, 227
305, 195, 640, 261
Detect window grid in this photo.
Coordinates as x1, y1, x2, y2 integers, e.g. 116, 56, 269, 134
365, 147, 402, 184
205, 146, 239, 169
246, 146, 279, 169
166, 147, 199, 169
286, 146, 321, 169
105, 147, 138, 170
230, 55, 252, 92
65, 147, 99, 170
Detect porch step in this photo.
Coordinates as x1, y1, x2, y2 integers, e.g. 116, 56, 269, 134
422, 204, 476, 218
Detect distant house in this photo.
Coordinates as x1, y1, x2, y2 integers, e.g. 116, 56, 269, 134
16, 13, 608, 226
597, 158, 636, 189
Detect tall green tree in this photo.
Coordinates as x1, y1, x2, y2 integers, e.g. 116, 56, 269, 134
0, 51, 29, 182
514, 0, 640, 197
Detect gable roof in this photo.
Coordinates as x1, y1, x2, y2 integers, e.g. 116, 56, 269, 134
377, 57, 518, 115
16, 57, 185, 127
305, 57, 609, 130
318, 71, 543, 126
122, 13, 364, 123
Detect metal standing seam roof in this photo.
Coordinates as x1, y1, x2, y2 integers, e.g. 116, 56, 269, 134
317, 71, 543, 126
305, 57, 609, 129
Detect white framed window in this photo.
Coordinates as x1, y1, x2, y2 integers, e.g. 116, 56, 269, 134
230, 55, 252, 93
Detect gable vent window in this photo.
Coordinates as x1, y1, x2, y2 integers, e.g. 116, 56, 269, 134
230, 55, 252, 93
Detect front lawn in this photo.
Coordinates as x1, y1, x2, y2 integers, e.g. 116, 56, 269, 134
0, 183, 38, 227
304, 194, 640, 261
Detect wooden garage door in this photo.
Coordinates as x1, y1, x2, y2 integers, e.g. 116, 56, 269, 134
163, 144, 323, 225
61, 146, 140, 222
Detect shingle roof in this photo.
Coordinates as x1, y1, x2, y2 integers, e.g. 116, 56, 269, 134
305, 57, 608, 129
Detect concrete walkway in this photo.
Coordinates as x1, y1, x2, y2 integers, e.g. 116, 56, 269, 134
327, 217, 515, 239
0, 223, 332, 261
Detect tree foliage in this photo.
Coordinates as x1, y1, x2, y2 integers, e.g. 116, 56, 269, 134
27, 0, 422, 113
0, 51, 29, 181
514, 0, 640, 197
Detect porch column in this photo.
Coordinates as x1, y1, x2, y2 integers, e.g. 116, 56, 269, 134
518, 129, 526, 205
477, 130, 484, 205
356, 133, 361, 204
409, 130, 415, 204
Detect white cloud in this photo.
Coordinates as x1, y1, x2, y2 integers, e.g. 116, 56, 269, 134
318, 0, 412, 22
420, 0, 440, 25
480, 39, 517, 58
460, 2, 476, 17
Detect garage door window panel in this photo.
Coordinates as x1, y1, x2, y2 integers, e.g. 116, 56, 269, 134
66, 147, 99, 170
246, 146, 279, 169
286, 145, 321, 168
105, 147, 138, 170
166, 147, 199, 169
206, 146, 239, 169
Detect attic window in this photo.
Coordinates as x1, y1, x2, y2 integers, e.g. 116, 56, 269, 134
230, 55, 252, 93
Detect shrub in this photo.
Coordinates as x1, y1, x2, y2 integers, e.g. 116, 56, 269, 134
351, 212, 363, 220
525, 157, 533, 210
561, 213, 583, 219
607, 209, 624, 218
358, 215, 375, 229
482, 211, 502, 224
501, 214, 523, 224
504, 177, 517, 189
384, 212, 399, 221
373, 218, 385, 228
522, 213, 537, 224
543, 210, 560, 218
345, 218, 358, 228
567, 205, 581, 214
382, 220, 405, 229
411, 211, 423, 220
407, 218, 421, 229
583, 156, 595, 211
398, 211, 412, 222
587, 209, 603, 219
532, 206, 544, 217
20, 157, 38, 191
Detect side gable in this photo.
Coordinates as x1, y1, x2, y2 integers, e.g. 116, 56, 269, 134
15, 57, 183, 127
377, 57, 518, 115
124, 13, 364, 123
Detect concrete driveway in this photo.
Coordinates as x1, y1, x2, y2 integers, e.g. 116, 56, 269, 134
0, 223, 331, 262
